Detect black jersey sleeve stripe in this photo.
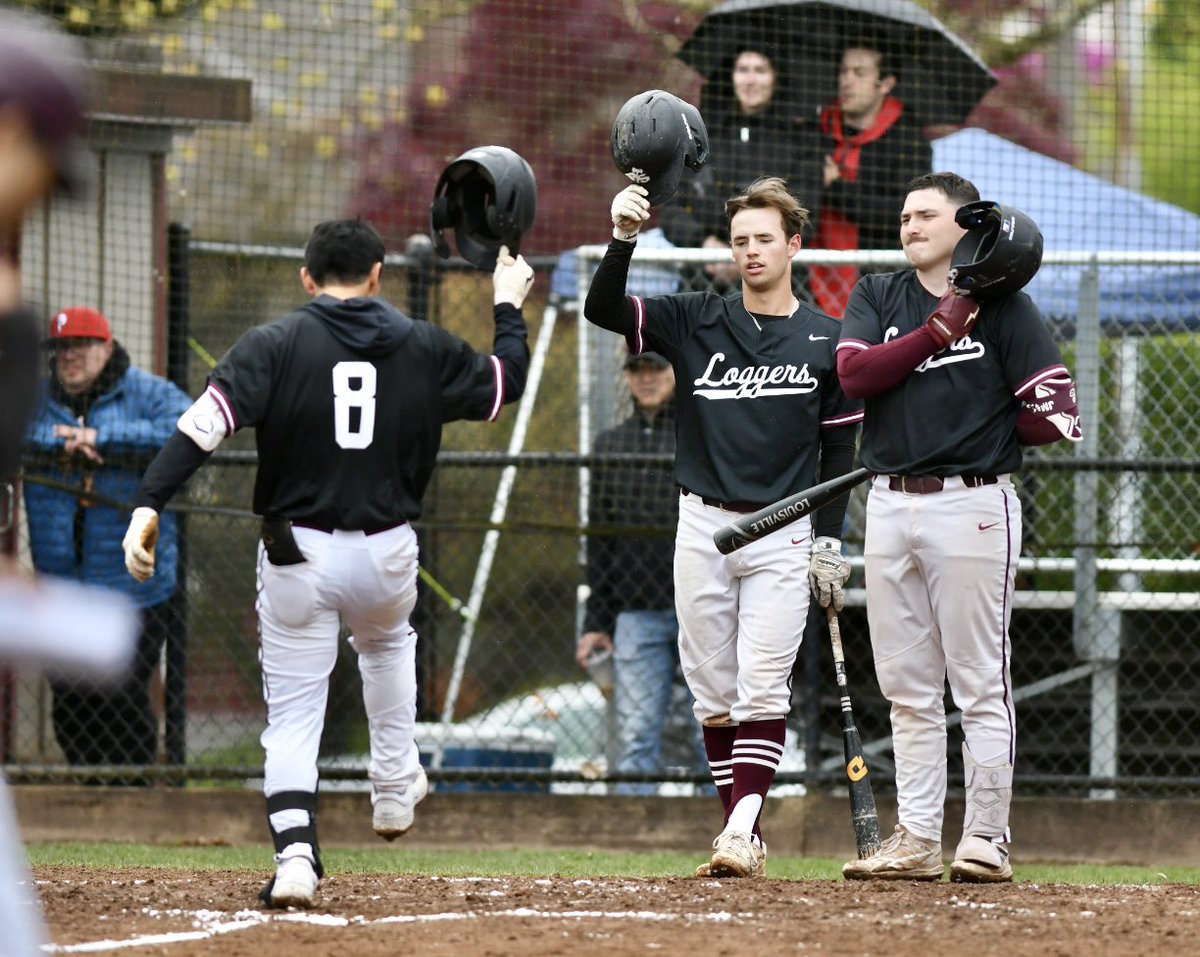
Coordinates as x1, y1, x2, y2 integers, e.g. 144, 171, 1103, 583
486, 354, 504, 422
206, 383, 238, 433
1013, 363, 1070, 397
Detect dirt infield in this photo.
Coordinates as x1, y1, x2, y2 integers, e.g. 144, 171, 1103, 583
35, 866, 1200, 956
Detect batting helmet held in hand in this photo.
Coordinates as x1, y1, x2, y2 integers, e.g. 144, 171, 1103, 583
611, 90, 709, 207
430, 145, 537, 270
949, 200, 1043, 301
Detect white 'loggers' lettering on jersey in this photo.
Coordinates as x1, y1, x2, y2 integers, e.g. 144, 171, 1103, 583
693, 352, 819, 400
884, 326, 986, 370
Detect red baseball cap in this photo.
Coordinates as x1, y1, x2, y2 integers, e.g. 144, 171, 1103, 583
49, 307, 112, 342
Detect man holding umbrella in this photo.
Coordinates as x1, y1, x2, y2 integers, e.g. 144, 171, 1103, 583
659, 42, 825, 296
810, 38, 931, 317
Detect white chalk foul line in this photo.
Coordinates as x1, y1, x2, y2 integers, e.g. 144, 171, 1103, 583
44, 905, 753, 952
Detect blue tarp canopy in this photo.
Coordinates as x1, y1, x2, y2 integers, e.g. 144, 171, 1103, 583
931, 128, 1200, 330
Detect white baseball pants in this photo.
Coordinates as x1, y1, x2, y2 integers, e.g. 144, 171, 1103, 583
863, 475, 1020, 842
256, 524, 423, 802
674, 491, 813, 724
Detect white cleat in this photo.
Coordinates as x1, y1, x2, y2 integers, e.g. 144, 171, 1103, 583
268, 847, 319, 909
373, 768, 429, 840
707, 829, 766, 879
842, 824, 943, 882
950, 834, 1013, 883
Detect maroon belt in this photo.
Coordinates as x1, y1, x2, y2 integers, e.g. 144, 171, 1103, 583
293, 521, 407, 535
887, 475, 998, 495
680, 488, 767, 514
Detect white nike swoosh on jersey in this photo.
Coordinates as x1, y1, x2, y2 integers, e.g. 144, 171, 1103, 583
808, 334, 830, 341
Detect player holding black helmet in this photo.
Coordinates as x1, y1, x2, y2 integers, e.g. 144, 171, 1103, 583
123, 171, 535, 908
837, 171, 1081, 884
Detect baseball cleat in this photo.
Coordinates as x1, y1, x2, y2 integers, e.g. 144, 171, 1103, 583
265, 848, 319, 909
950, 834, 1013, 883
372, 768, 429, 840
707, 829, 766, 879
842, 824, 944, 881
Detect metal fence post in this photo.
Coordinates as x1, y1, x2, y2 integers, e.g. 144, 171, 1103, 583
1071, 258, 1119, 798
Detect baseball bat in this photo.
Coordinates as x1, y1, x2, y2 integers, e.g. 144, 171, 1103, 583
712, 467, 871, 555
826, 606, 882, 859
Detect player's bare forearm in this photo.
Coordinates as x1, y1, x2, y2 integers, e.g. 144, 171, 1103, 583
582, 240, 638, 337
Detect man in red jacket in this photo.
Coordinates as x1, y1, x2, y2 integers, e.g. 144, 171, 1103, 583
811, 42, 932, 318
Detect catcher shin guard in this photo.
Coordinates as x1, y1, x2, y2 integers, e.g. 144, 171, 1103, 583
951, 744, 1014, 882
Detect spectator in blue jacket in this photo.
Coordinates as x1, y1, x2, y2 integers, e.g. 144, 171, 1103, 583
23, 306, 192, 780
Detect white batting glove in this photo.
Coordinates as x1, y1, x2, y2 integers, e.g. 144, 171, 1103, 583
492, 245, 534, 308
122, 507, 160, 583
808, 536, 850, 611
611, 184, 650, 242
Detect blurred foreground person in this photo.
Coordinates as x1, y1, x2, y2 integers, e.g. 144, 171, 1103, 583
0, 13, 128, 957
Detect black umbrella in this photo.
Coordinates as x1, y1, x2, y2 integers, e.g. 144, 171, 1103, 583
677, 0, 996, 127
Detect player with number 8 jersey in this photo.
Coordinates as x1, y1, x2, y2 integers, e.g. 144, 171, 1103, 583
121, 218, 535, 908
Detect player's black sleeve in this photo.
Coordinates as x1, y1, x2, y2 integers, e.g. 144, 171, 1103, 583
583, 239, 639, 336
814, 424, 858, 539
0, 307, 41, 481
492, 302, 530, 402
135, 430, 212, 511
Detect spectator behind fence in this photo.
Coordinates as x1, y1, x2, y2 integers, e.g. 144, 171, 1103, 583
660, 46, 824, 296
23, 307, 192, 781
577, 349, 705, 795
810, 41, 932, 317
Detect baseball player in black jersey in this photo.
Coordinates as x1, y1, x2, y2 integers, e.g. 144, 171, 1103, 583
588, 176, 863, 878
836, 172, 1082, 883
121, 218, 534, 908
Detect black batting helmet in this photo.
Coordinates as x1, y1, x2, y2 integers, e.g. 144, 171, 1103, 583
430, 145, 537, 270
949, 200, 1043, 301
611, 90, 709, 206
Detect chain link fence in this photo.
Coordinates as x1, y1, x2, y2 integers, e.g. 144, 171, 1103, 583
7, 245, 1199, 797
2, 1, 1199, 799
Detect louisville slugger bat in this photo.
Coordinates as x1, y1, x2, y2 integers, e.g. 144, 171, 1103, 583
712, 467, 871, 555
827, 606, 882, 859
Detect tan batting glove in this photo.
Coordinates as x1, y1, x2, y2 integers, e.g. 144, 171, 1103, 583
122, 507, 160, 583
492, 244, 535, 308
611, 184, 650, 241
808, 536, 851, 611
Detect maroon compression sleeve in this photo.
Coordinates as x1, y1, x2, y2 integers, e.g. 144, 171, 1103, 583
836, 328, 942, 399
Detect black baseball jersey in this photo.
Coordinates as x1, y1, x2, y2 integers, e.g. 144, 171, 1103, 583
205, 295, 527, 527
839, 270, 1069, 475
586, 240, 863, 505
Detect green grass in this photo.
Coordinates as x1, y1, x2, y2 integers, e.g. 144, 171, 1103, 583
26, 843, 1200, 885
